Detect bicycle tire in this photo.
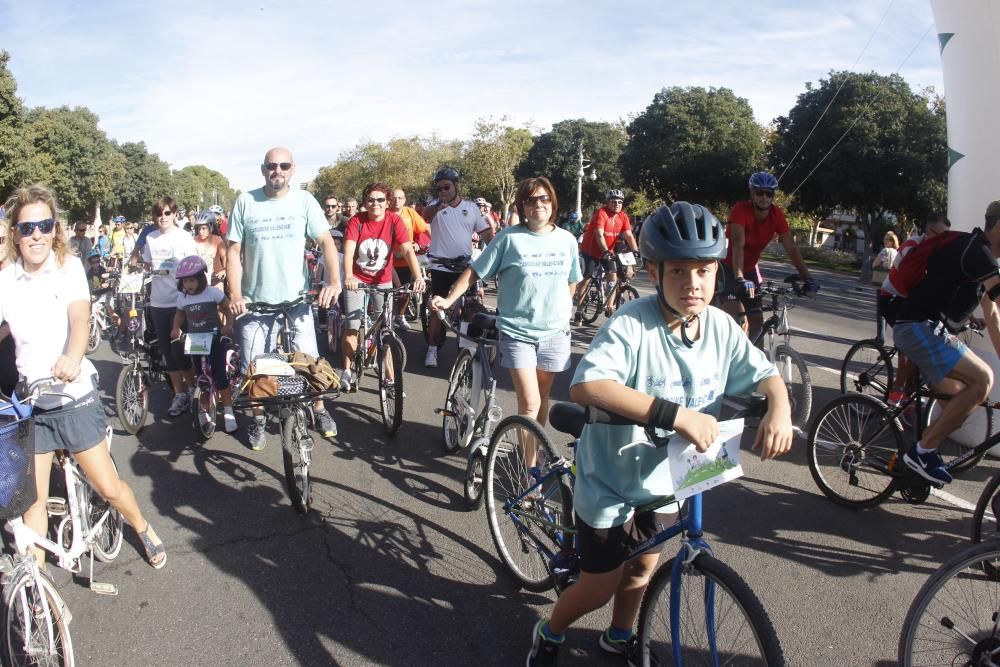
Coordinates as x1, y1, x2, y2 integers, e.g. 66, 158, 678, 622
463, 447, 485, 511
921, 397, 992, 474
972, 472, 1000, 548
898, 539, 1000, 667
89, 455, 125, 562
2, 569, 74, 667
637, 551, 784, 667
485, 415, 569, 592
442, 350, 475, 454
840, 339, 894, 401
196, 388, 217, 441
281, 411, 311, 514
87, 316, 100, 354
378, 335, 405, 435
581, 284, 603, 325
618, 285, 640, 307
806, 393, 900, 508
773, 343, 812, 429
115, 365, 148, 436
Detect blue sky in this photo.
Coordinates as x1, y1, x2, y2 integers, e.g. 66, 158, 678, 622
0, 0, 943, 192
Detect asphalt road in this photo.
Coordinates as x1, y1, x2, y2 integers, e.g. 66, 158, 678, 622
32, 262, 999, 666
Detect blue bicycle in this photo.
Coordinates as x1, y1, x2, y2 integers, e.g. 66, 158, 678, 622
483, 402, 783, 666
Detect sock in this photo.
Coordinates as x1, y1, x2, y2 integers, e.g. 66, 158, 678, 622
915, 442, 935, 455
539, 621, 565, 643
607, 625, 633, 642
224, 407, 235, 416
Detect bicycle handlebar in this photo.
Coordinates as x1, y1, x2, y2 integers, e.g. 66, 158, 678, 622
238, 292, 314, 319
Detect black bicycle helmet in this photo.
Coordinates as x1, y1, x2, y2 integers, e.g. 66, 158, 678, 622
433, 167, 460, 184
639, 202, 726, 263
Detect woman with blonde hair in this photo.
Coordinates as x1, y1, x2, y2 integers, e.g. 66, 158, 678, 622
0, 184, 166, 570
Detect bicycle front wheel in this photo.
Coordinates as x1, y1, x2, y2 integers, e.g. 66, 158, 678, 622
3, 570, 74, 667
89, 455, 125, 562
485, 415, 569, 592
580, 285, 603, 325
898, 539, 1000, 667
281, 411, 311, 514
921, 397, 992, 474
115, 365, 148, 435
637, 551, 784, 666
378, 335, 405, 435
618, 285, 640, 307
773, 343, 812, 429
840, 339, 894, 401
972, 472, 1000, 545
87, 316, 100, 354
442, 350, 475, 454
806, 393, 900, 508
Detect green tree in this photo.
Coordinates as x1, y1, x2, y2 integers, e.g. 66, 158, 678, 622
770, 71, 947, 278
620, 86, 765, 207
0, 51, 32, 197
461, 117, 534, 216
23, 105, 125, 221
109, 141, 172, 221
170, 165, 237, 214
515, 119, 626, 215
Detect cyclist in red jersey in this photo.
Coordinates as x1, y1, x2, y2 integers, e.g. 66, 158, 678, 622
717, 172, 816, 340
573, 189, 639, 323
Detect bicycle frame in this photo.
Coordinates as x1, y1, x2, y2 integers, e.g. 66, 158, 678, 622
750, 285, 794, 359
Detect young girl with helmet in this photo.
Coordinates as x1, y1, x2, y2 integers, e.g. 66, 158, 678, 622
169, 255, 237, 433
526, 202, 794, 666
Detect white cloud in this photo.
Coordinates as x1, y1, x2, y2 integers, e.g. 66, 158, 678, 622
0, 0, 943, 195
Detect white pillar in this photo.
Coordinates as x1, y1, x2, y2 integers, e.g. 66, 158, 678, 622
930, 0, 1000, 447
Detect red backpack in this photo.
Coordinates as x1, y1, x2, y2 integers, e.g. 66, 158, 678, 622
889, 230, 963, 297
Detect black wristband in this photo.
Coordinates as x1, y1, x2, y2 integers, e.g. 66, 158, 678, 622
649, 397, 680, 431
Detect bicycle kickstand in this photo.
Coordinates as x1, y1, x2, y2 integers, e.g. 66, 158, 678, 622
88, 549, 118, 596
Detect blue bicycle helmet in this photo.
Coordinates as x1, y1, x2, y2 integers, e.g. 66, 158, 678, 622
433, 167, 460, 184
639, 202, 726, 263
748, 172, 779, 191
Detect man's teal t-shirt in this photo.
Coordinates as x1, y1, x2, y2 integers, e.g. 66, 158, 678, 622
470, 225, 582, 342
227, 187, 327, 303
570, 297, 776, 529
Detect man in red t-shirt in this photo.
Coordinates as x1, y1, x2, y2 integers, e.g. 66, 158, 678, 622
572, 189, 639, 323
717, 172, 816, 339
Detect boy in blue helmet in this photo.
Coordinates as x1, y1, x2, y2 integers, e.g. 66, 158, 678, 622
527, 202, 794, 666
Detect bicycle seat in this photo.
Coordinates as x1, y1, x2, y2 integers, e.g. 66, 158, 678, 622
550, 402, 586, 439
467, 312, 498, 340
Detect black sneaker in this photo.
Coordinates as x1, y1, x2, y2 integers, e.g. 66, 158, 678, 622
598, 630, 657, 667
314, 409, 337, 439
902, 443, 952, 486
526, 619, 561, 666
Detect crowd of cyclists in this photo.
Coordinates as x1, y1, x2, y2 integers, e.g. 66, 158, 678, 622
2, 141, 999, 665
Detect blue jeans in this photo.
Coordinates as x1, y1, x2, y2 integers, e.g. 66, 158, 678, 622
238, 302, 319, 373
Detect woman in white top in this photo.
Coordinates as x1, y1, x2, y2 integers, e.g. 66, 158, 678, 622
873, 231, 899, 271
0, 184, 165, 569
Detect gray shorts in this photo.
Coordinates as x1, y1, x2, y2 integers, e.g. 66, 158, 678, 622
239, 302, 319, 374
499, 330, 571, 372
33, 390, 107, 455
343, 283, 393, 331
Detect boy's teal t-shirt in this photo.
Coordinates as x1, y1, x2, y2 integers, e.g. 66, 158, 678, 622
570, 297, 776, 529
470, 225, 581, 342
227, 187, 327, 304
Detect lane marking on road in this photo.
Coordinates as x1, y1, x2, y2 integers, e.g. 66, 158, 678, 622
931, 487, 979, 512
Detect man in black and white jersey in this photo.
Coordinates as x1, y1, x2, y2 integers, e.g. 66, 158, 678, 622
894, 200, 1000, 486
422, 167, 493, 368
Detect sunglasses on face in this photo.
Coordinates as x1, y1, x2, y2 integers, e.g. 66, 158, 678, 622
324, 204, 339, 209
753, 189, 775, 198
525, 195, 552, 205
366, 197, 387, 205
16, 219, 57, 236
157, 209, 174, 217
264, 162, 293, 172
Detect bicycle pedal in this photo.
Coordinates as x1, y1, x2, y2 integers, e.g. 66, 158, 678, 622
435, 408, 456, 417
46, 497, 67, 517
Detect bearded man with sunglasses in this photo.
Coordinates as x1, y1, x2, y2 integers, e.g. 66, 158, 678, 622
717, 171, 817, 341
420, 167, 493, 368
226, 146, 343, 450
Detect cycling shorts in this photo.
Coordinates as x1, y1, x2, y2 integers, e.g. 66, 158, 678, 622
430, 270, 462, 298
575, 509, 672, 574
581, 253, 614, 279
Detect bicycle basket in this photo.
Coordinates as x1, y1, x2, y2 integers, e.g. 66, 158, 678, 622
242, 353, 306, 398
0, 418, 36, 520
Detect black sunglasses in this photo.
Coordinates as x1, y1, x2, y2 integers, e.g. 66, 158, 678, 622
366, 197, 387, 205
264, 161, 293, 171
753, 189, 775, 198
16, 219, 57, 236
324, 204, 340, 209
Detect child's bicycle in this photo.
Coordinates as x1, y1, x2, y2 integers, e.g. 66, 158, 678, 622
176, 331, 238, 441
434, 310, 501, 509
0, 380, 128, 667
483, 400, 783, 666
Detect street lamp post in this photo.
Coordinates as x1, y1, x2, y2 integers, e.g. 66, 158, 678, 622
575, 144, 597, 219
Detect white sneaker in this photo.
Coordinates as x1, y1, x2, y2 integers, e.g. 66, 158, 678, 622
223, 410, 237, 433
167, 393, 188, 417
339, 368, 354, 392
425, 347, 438, 368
